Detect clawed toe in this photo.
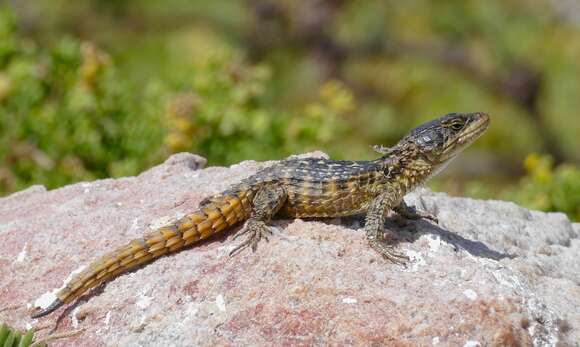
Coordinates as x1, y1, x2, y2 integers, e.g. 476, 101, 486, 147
381, 248, 409, 265
369, 239, 409, 265
229, 220, 274, 256
395, 203, 438, 224
232, 228, 249, 241
420, 212, 438, 223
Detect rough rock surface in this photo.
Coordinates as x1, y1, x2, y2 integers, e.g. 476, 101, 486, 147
0, 152, 579, 347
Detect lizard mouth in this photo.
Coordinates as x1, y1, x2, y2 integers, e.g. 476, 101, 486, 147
458, 114, 489, 144
443, 112, 490, 156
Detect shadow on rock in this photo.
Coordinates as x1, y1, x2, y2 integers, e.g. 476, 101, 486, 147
401, 219, 514, 261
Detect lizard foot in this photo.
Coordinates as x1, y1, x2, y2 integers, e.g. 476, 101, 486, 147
395, 204, 438, 224
415, 210, 438, 223
368, 238, 409, 265
229, 220, 273, 256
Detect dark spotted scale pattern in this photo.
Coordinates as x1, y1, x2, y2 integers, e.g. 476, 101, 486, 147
269, 158, 388, 217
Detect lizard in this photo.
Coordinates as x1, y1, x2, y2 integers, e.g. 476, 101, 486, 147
30, 111, 490, 318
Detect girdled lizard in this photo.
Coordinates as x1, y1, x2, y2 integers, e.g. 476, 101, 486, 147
31, 112, 489, 318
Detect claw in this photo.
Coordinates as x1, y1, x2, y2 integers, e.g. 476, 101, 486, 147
411, 211, 438, 224
395, 204, 438, 224
371, 144, 393, 155
229, 220, 273, 257
369, 238, 409, 265
413, 208, 438, 224
232, 228, 249, 241
422, 212, 439, 223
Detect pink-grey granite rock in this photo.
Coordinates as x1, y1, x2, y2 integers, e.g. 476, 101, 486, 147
0, 152, 578, 347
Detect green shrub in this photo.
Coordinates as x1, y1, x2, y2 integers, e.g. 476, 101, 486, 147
0, 7, 166, 193
504, 153, 580, 221
163, 56, 352, 164
0, 7, 351, 194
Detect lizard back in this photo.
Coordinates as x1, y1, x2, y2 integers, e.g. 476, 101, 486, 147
257, 158, 388, 218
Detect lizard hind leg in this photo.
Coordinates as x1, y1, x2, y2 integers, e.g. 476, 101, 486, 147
229, 184, 287, 256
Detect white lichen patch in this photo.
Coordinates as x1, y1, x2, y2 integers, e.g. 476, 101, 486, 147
13, 242, 28, 264
136, 293, 153, 309
341, 297, 358, 304
33, 291, 58, 310
404, 249, 425, 272
134, 284, 154, 310
215, 294, 226, 312
426, 234, 442, 256
182, 297, 200, 320
463, 289, 478, 301
33, 265, 86, 309
71, 306, 81, 328
217, 245, 232, 258
82, 182, 92, 194
128, 217, 140, 234
104, 310, 112, 326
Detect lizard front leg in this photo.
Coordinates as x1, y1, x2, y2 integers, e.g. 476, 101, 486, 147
365, 190, 409, 264
230, 184, 287, 256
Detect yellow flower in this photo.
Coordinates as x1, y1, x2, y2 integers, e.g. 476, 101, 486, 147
524, 153, 553, 183
164, 133, 189, 151
320, 80, 355, 114
172, 117, 194, 133
524, 153, 541, 173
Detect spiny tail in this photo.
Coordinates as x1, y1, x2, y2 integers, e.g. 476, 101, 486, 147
31, 188, 254, 318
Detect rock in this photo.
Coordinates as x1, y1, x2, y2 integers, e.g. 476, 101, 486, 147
0, 152, 578, 346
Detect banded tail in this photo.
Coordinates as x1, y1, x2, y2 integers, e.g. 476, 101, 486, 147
31, 188, 254, 318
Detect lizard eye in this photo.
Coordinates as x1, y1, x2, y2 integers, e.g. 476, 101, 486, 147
450, 122, 464, 131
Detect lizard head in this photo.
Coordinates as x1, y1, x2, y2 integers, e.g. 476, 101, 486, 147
375, 112, 489, 188
405, 112, 490, 165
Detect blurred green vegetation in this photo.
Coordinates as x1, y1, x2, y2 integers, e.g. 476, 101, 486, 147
461, 153, 580, 220
507, 154, 580, 220
0, 323, 43, 347
0, 1, 579, 220
0, 6, 350, 193
0, 8, 165, 189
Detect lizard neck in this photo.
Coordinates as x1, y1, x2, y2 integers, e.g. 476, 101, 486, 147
373, 147, 435, 194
